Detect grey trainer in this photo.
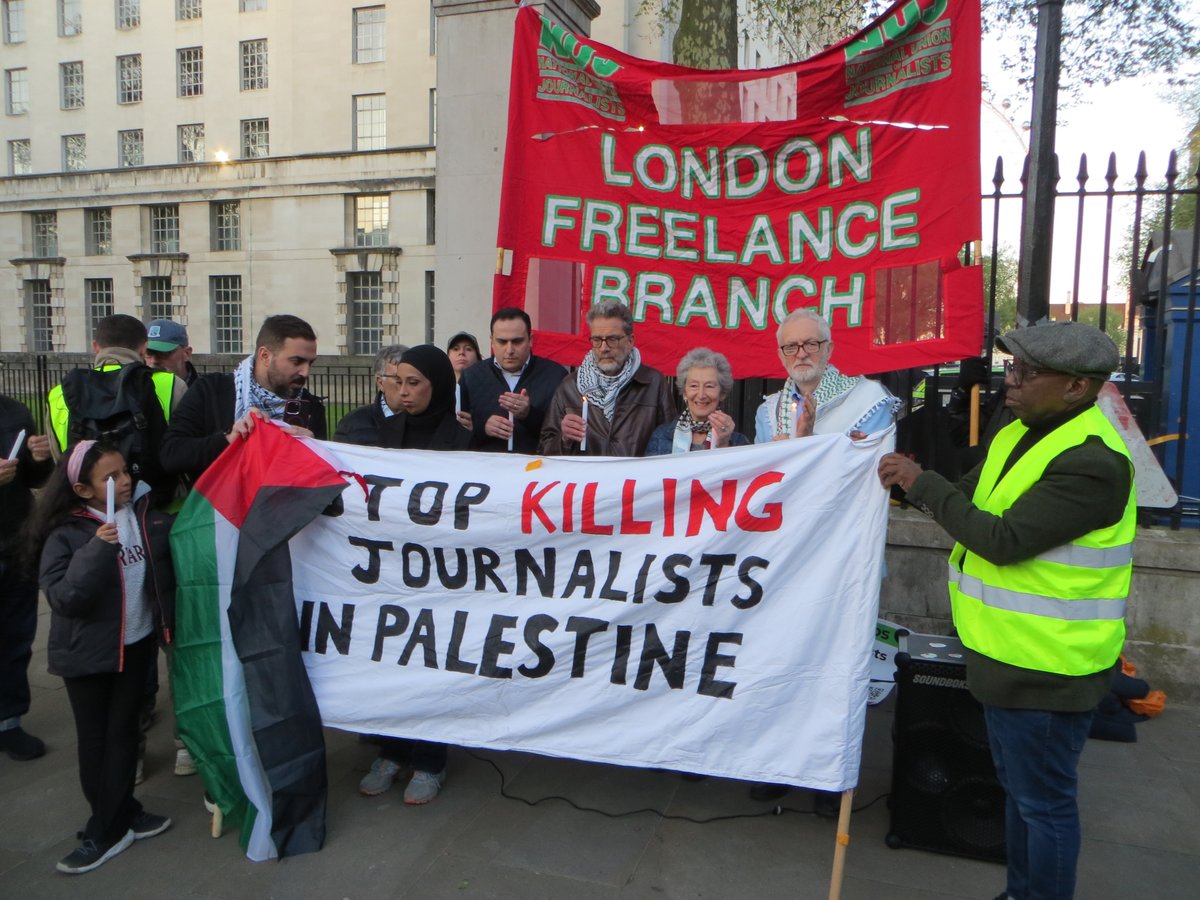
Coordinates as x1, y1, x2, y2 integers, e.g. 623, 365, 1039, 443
403, 769, 446, 805
358, 756, 404, 796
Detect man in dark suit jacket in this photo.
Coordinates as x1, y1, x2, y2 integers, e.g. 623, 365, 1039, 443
460, 307, 565, 454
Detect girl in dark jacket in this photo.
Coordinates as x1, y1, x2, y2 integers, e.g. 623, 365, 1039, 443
26, 440, 174, 875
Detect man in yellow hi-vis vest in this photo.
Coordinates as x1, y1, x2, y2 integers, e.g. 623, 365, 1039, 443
879, 321, 1133, 900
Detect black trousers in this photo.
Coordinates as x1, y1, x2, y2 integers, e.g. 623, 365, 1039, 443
0, 555, 38, 725
62, 636, 153, 844
378, 736, 448, 774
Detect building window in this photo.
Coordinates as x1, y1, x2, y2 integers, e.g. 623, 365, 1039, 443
348, 272, 383, 355
86, 208, 112, 255
178, 47, 203, 97
26, 280, 54, 352
211, 201, 240, 250
32, 211, 58, 257
3, 1, 26, 43
143, 276, 174, 320
426, 189, 436, 245
424, 270, 435, 344
211, 275, 243, 353
8, 138, 30, 175
58, 0, 81, 36
240, 0, 266, 10
119, 129, 143, 167
63, 134, 86, 171
86, 278, 114, 336
149, 205, 180, 253
118, 54, 142, 104
353, 195, 389, 247
178, 124, 204, 163
353, 94, 385, 151
353, 6, 385, 63
240, 39, 268, 91
116, 0, 139, 30
240, 118, 268, 158
428, 88, 437, 145
61, 61, 85, 110
176, 0, 201, 21
5, 67, 28, 114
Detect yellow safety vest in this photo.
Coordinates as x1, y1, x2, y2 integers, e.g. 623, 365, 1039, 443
48, 365, 176, 451
948, 405, 1135, 676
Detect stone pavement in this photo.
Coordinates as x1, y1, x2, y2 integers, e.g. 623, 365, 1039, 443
2, 606, 1198, 899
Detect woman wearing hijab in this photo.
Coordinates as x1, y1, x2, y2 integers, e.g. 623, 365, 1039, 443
644, 348, 748, 455
358, 346, 467, 806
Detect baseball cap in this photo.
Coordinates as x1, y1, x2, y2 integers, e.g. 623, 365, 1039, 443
146, 319, 189, 353
446, 331, 481, 357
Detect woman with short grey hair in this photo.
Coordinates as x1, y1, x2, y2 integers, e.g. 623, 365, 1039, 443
644, 347, 749, 455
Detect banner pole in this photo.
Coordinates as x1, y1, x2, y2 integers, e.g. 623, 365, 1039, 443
826, 789, 854, 900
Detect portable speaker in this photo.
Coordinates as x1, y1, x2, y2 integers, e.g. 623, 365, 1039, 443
885, 633, 1006, 863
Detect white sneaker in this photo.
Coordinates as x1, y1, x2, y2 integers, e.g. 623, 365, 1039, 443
403, 769, 446, 805
174, 747, 197, 776
358, 757, 403, 796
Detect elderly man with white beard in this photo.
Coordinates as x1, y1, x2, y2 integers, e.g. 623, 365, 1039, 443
755, 308, 898, 443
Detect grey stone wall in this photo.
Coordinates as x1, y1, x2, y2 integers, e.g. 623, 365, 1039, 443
882, 507, 1200, 703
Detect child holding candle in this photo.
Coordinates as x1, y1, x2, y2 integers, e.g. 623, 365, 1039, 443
24, 440, 175, 875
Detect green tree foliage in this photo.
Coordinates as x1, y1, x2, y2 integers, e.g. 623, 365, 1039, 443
985, 246, 1020, 336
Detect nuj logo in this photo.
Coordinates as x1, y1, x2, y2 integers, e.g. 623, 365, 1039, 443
539, 18, 621, 79
844, 0, 950, 61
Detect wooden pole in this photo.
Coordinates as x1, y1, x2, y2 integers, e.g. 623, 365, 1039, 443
827, 789, 854, 900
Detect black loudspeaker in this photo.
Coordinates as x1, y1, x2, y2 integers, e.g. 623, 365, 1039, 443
885, 633, 1007, 863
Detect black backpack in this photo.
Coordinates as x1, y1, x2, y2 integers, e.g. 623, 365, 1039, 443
60, 364, 172, 500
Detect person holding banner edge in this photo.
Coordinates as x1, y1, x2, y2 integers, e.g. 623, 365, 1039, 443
539, 299, 674, 457
878, 321, 1133, 900
644, 348, 748, 455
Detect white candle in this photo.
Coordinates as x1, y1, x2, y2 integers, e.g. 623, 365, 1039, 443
105, 476, 115, 524
7, 429, 25, 460
580, 396, 589, 452
708, 428, 716, 450
507, 411, 514, 452
455, 383, 462, 416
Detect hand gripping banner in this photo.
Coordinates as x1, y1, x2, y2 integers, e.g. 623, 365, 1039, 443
495, 0, 982, 377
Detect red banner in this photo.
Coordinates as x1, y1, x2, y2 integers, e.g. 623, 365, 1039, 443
495, 0, 982, 377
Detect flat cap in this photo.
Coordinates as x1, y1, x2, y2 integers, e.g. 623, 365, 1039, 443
996, 320, 1119, 379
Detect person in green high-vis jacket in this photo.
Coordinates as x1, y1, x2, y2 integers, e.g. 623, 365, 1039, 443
879, 321, 1133, 900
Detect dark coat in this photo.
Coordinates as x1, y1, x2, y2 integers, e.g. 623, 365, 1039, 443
460, 355, 567, 454
377, 411, 472, 452
0, 394, 52, 554
333, 394, 389, 446
41, 498, 177, 678
538, 363, 675, 457
159, 372, 327, 481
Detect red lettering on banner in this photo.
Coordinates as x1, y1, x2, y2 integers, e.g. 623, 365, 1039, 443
686, 479, 738, 537
522, 481, 559, 534
662, 478, 676, 537
581, 482, 614, 535
562, 481, 576, 533
735, 472, 785, 532
620, 479, 652, 534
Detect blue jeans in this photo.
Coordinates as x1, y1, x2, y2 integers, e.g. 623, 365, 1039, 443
983, 704, 1093, 900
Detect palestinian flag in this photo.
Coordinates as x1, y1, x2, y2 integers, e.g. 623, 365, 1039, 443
170, 423, 346, 860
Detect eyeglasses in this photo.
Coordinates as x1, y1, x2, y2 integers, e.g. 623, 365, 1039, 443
1003, 358, 1059, 386
589, 334, 628, 348
779, 339, 829, 358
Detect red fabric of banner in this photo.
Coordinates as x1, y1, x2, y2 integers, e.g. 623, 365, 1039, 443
495, 0, 982, 377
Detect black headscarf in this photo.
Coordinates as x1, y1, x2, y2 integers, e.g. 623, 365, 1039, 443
384, 344, 460, 450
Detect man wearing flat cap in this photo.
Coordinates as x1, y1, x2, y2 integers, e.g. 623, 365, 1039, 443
879, 320, 1134, 900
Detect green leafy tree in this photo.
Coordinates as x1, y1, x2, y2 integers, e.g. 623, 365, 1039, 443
984, 246, 1020, 337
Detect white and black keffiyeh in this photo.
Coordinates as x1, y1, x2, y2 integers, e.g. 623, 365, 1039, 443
576, 347, 640, 421
233, 354, 289, 422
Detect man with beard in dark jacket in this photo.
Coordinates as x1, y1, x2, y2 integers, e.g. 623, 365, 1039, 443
160, 314, 326, 482
460, 308, 564, 454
